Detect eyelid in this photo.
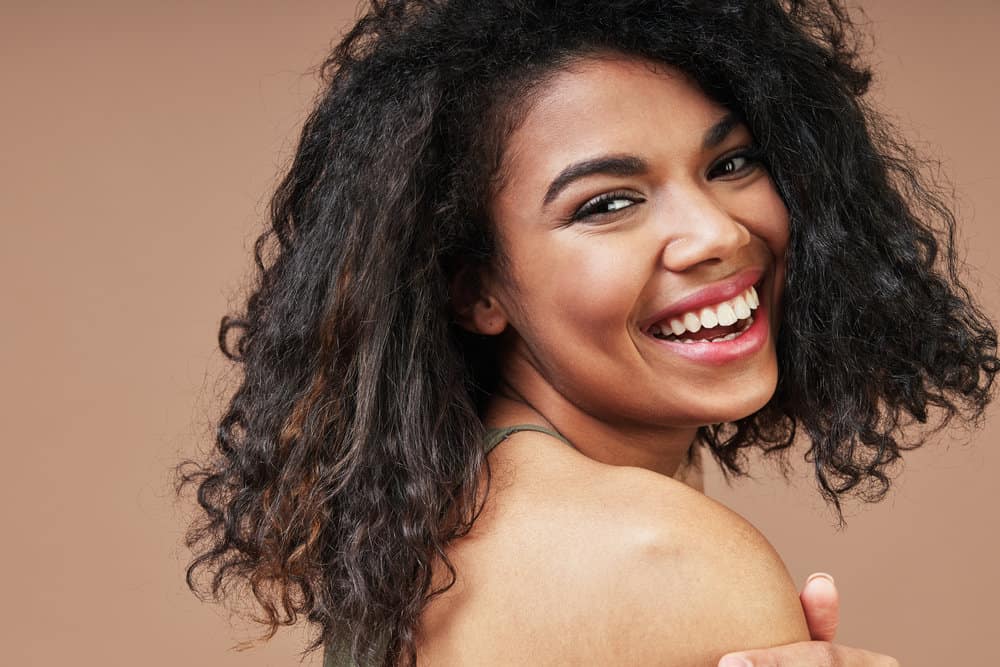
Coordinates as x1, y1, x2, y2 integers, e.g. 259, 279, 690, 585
570, 190, 644, 222
708, 145, 765, 179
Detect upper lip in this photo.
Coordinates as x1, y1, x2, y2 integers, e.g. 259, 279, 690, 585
641, 266, 765, 331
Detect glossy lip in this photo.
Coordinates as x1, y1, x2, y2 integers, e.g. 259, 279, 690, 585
640, 266, 765, 332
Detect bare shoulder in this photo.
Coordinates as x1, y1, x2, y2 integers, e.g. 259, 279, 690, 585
415, 433, 808, 665
596, 464, 810, 663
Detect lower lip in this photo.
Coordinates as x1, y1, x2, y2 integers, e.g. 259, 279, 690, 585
646, 286, 770, 365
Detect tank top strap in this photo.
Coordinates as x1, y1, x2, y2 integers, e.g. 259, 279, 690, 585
483, 423, 573, 454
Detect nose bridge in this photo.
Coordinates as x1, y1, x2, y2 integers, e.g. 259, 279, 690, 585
659, 182, 750, 271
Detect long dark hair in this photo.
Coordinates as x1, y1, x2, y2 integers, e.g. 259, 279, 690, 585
176, 1, 998, 664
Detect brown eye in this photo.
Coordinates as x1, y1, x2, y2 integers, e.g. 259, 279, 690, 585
716, 155, 749, 174
572, 191, 644, 222
708, 147, 764, 180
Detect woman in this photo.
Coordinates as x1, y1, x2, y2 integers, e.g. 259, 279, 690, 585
177, 1, 998, 665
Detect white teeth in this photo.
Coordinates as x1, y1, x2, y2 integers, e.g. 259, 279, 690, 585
652, 285, 762, 338
733, 295, 751, 320
656, 315, 754, 344
716, 302, 737, 326
699, 306, 719, 328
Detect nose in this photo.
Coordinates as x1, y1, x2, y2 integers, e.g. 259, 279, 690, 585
659, 188, 751, 272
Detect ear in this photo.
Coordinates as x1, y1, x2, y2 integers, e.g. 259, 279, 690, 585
450, 264, 510, 335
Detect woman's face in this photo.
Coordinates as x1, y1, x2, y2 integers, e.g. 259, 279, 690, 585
478, 53, 789, 434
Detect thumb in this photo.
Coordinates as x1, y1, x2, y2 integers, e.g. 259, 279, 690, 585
800, 572, 839, 642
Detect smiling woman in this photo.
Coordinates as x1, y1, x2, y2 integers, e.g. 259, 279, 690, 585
474, 58, 790, 457
176, 1, 998, 666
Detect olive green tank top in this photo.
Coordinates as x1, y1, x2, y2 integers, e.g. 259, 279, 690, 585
322, 424, 572, 667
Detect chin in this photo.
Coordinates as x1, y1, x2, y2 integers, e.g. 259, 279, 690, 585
686, 378, 777, 426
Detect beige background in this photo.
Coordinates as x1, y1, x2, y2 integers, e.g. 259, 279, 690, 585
2, 2, 996, 665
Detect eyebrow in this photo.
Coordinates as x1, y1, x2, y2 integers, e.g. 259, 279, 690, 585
541, 111, 744, 208
542, 155, 648, 207
702, 111, 742, 150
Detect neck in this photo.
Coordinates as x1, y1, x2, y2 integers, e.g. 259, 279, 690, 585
485, 363, 701, 480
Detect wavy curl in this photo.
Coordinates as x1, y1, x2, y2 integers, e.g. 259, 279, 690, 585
176, 1, 998, 665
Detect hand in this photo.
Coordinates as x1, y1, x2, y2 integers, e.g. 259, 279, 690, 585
717, 573, 900, 666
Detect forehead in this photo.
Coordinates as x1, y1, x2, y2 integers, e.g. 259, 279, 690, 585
494, 54, 730, 202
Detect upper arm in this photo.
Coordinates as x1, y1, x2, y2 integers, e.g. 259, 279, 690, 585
593, 469, 809, 665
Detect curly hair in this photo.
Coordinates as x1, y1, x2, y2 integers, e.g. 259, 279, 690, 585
176, 1, 998, 665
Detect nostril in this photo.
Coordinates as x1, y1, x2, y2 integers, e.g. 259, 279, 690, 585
659, 218, 754, 273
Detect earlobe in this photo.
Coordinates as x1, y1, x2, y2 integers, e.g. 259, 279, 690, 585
466, 295, 509, 335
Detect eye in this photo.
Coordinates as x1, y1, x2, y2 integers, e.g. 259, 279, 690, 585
571, 191, 645, 222
708, 147, 764, 180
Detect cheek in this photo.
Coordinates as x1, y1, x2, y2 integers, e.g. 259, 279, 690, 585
749, 180, 791, 253
540, 238, 644, 335
574, 256, 628, 309
755, 190, 789, 324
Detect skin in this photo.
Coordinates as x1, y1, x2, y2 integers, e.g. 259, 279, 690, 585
421, 53, 898, 665
724, 573, 901, 666
473, 53, 788, 480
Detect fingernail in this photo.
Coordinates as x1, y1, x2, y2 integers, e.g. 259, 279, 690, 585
806, 572, 835, 586
718, 657, 752, 667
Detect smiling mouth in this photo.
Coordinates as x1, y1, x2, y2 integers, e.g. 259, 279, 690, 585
646, 281, 762, 344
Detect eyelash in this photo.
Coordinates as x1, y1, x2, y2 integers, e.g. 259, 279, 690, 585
571, 190, 644, 222
707, 146, 765, 179
569, 146, 765, 223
